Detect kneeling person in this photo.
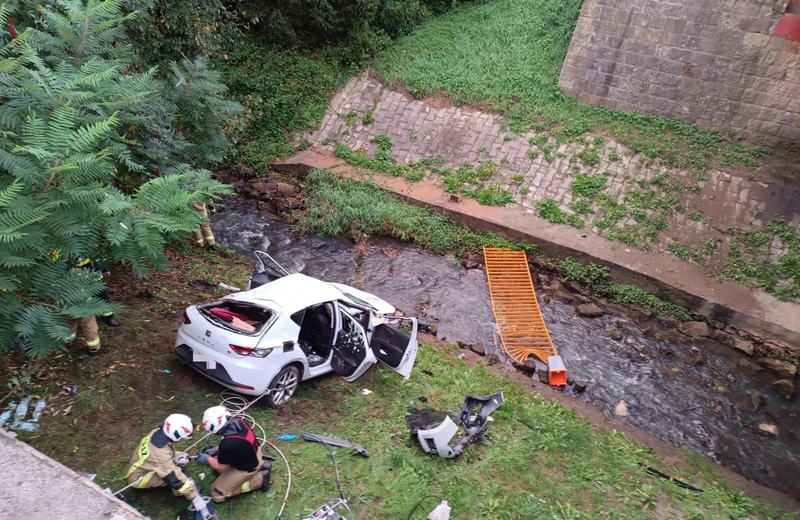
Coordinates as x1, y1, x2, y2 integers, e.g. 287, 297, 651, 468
199, 406, 271, 502
126, 414, 208, 515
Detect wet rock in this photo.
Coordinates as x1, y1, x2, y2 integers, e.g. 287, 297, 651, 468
733, 339, 755, 356
656, 314, 679, 328
425, 324, 437, 337
789, 430, 799, 442
770, 379, 795, 399
470, 343, 486, 356
710, 329, 735, 347
485, 354, 500, 366
758, 358, 797, 380
537, 369, 549, 384
537, 273, 551, 286
565, 281, 589, 295
607, 325, 624, 341
566, 375, 575, 385
737, 358, 763, 375
688, 351, 707, 366
541, 294, 551, 304
750, 391, 764, 409
678, 321, 710, 338
513, 359, 537, 375
553, 289, 574, 303
758, 423, 778, 437
574, 381, 588, 394
275, 182, 297, 197
614, 400, 628, 416
456, 340, 468, 349
659, 347, 676, 358
461, 252, 482, 270
576, 303, 605, 318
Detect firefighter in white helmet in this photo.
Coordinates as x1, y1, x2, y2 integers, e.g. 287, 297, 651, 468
125, 414, 209, 515
196, 406, 271, 502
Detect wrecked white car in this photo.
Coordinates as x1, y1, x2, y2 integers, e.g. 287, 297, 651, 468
175, 252, 419, 407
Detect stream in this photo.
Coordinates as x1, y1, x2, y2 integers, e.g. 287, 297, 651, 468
211, 199, 800, 499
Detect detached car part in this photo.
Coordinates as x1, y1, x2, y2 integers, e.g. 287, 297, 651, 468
406, 390, 504, 459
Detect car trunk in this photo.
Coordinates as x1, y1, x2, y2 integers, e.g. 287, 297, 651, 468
197, 301, 272, 335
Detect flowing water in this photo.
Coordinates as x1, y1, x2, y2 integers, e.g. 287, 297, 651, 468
212, 199, 800, 498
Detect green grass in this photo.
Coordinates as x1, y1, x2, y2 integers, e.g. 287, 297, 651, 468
297, 169, 536, 255
375, 0, 772, 169
571, 173, 608, 199
535, 198, 584, 228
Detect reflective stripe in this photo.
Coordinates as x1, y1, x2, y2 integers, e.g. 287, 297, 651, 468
125, 435, 151, 478
177, 478, 193, 494
241, 481, 251, 493
135, 472, 154, 488
66, 333, 76, 341
86, 337, 100, 347
76, 257, 92, 267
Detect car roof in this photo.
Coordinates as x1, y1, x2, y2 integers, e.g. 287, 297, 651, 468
227, 273, 343, 314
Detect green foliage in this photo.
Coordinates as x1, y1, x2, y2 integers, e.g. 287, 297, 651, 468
688, 211, 711, 224
126, 0, 238, 65
462, 183, 515, 206
215, 36, 346, 173
560, 258, 609, 289
577, 146, 601, 167
297, 169, 537, 255
723, 217, 800, 301
535, 198, 583, 228
511, 174, 524, 185
570, 173, 608, 198
0, 0, 234, 355
362, 110, 374, 125
604, 284, 693, 321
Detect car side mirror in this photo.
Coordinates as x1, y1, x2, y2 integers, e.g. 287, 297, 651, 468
282, 341, 294, 352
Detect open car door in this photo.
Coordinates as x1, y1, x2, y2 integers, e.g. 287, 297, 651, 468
370, 316, 419, 379
330, 305, 377, 383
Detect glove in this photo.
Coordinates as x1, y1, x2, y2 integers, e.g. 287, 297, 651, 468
204, 446, 219, 457
173, 454, 190, 467
191, 495, 208, 513
195, 453, 210, 465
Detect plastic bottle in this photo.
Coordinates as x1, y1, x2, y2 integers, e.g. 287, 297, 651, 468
31, 399, 46, 422
14, 421, 39, 432
0, 403, 16, 429
13, 397, 30, 423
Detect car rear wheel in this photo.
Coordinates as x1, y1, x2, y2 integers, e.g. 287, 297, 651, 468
265, 365, 300, 407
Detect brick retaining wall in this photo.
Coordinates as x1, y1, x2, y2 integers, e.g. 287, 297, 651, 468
559, 0, 800, 152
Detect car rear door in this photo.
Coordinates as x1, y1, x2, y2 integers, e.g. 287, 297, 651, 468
370, 316, 419, 379
330, 304, 377, 383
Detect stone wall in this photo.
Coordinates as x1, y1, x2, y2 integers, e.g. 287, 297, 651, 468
559, 0, 800, 152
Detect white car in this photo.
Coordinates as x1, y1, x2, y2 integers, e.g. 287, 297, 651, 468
174, 252, 419, 407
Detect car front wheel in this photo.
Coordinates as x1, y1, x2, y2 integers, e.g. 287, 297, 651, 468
265, 365, 300, 407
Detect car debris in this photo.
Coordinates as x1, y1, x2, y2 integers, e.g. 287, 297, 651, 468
175, 251, 420, 407
406, 390, 504, 459
300, 433, 370, 458
360, 388, 373, 395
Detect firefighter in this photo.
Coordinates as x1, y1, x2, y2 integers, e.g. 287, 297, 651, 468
75, 256, 120, 327
197, 406, 271, 502
64, 314, 101, 356
192, 201, 216, 248
126, 414, 213, 517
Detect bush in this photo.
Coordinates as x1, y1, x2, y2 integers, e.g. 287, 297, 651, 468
0, 0, 236, 355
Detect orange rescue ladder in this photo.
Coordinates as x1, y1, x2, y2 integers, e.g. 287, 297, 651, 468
482, 247, 566, 386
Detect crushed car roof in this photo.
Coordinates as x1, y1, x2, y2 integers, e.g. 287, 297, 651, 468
227, 273, 344, 314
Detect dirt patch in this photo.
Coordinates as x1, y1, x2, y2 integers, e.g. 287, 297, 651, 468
421, 90, 453, 110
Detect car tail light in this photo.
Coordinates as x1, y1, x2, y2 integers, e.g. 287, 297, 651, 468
236, 384, 255, 391
183, 310, 191, 324
230, 344, 253, 356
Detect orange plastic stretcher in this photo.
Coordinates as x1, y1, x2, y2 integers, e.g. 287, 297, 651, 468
482, 247, 567, 386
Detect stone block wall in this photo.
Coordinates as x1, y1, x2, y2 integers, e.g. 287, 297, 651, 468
559, 0, 800, 152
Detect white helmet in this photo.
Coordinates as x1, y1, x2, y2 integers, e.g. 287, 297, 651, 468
162, 414, 194, 442
202, 406, 231, 434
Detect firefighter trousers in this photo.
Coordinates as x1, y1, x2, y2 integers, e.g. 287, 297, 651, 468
65, 316, 100, 353
210, 447, 266, 502
192, 202, 216, 247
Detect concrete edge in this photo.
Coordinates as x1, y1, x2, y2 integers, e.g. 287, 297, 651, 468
0, 429, 149, 519
273, 149, 800, 346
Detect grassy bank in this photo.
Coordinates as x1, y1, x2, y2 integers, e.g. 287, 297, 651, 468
374, 0, 772, 170
10, 247, 793, 520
